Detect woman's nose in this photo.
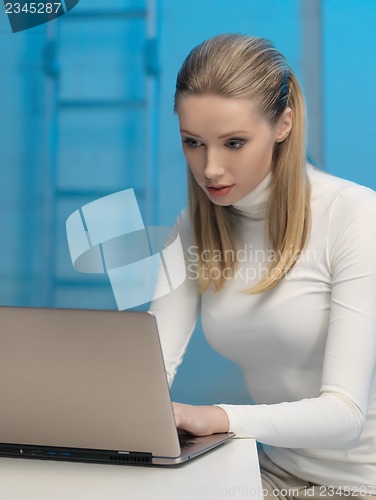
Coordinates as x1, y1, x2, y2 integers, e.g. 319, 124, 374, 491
204, 148, 225, 180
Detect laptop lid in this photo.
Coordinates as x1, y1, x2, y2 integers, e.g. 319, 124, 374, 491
0, 306, 233, 465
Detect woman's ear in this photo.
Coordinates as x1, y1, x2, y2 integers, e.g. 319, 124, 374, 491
275, 107, 293, 142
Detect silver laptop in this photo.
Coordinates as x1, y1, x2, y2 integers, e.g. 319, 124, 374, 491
0, 306, 234, 465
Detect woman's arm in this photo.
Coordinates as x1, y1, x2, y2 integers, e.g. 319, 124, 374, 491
173, 185, 376, 448
149, 208, 201, 387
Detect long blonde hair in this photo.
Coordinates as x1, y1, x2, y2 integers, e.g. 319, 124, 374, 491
174, 34, 311, 294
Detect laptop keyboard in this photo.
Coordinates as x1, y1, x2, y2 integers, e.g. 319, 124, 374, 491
179, 437, 197, 450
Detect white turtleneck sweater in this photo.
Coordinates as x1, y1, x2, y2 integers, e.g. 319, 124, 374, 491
149, 165, 376, 491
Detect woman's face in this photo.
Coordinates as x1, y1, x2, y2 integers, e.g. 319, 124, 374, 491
177, 95, 292, 206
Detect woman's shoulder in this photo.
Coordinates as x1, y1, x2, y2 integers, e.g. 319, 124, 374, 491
307, 164, 376, 214
175, 207, 192, 232
173, 207, 195, 247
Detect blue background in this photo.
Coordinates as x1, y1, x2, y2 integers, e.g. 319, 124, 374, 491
0, 0, 375, 404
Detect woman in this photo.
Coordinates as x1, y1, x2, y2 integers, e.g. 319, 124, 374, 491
150, 34, 376, 497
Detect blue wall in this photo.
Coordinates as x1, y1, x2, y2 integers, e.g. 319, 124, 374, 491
323, 0, 376, 188
0, 0, 375, 405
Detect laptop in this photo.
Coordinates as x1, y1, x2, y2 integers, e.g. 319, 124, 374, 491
0, 306, 234, 465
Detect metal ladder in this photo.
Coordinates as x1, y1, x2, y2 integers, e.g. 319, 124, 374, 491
41, 0, 159, 309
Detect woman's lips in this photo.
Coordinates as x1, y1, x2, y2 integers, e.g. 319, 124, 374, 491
206, 185, 235, 197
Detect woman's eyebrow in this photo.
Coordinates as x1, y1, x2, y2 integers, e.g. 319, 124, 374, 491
180, 129, 249, 138
180, 129, 200, 137
218, 130, 249, 139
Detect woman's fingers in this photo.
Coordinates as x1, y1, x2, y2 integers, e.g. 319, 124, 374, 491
172, 402, 230, 436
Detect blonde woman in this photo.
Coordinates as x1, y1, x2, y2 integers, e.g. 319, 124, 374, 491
150, 34, 376, 497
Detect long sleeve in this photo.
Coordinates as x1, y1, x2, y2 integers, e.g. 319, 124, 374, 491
149, 209, 201, 387
216, 183, 376, 449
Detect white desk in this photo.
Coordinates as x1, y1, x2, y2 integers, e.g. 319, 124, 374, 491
0, 439, 263, 500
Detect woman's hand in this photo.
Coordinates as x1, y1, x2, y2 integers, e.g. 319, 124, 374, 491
172, 402, 230, 436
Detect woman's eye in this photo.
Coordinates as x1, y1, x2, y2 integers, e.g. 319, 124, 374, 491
226, 139, 246, 149
183, 138, 203, 148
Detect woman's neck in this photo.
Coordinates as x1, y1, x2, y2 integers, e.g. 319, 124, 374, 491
231, 171, 272, 219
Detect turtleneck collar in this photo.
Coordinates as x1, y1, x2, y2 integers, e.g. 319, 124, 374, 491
231, 170, 272, 219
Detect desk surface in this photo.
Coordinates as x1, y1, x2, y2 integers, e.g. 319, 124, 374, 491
0, 438, 263, 500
